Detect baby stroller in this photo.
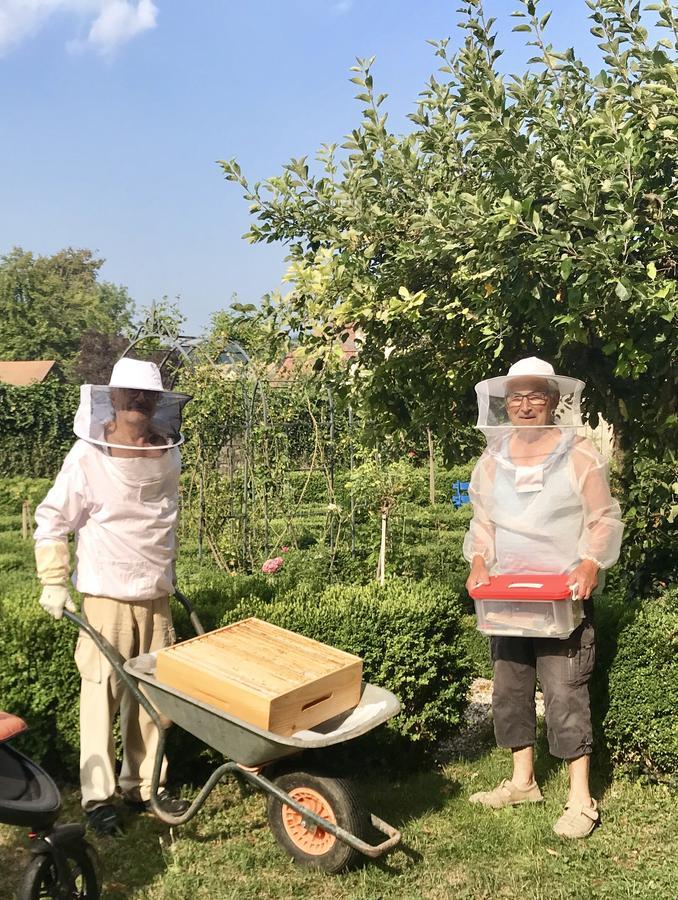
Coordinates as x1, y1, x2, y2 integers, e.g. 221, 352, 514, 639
0, 711, 100, 899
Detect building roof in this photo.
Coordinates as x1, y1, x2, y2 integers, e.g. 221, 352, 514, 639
271, 326, 360, 382
0, 360, 56, 386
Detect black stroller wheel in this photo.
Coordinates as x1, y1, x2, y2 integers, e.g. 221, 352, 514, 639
17, 840, 100, 900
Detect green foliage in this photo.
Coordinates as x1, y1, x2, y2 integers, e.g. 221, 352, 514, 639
347, 456, 419, 516
223, 0, 677, 454
604, 586, 678, 780
0, 382, 78, 477
619, 442, 678, 592
0, 477, 52, 513
222, 0, 676, 579
0, 577, 80, 773
174, 554, 273, 636
0, 247, 134, 374
459, 614, 493, 680
203, 304, 286, 367
221, 578, 471, 746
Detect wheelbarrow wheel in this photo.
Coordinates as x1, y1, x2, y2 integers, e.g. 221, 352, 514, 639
267, 769, 367, 873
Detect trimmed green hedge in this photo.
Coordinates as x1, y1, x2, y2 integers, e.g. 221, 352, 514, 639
604, 586, 678, 780
0, 477, 52, 515
0, 382, 78, 478
221, 578, 471, 746
0, 583, 81, 773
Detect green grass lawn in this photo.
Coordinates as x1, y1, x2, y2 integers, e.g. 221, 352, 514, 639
2, 734, 676, 900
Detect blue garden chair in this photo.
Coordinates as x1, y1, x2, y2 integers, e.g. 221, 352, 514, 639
451, 480, 470, 509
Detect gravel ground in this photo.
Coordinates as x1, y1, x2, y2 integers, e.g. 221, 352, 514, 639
438, 677, 545, 760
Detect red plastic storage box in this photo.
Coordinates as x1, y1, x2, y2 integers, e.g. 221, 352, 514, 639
468, 574, 583, 639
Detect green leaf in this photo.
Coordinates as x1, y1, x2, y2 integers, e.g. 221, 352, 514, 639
560, 258, 573, 281
512, 24, 532, 32
615, 281, 630, 301
646, 261, 657, 280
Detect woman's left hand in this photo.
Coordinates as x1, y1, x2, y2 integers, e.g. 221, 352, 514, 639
568, 560, 600, 599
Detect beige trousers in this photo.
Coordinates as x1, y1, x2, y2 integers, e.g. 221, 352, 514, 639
75, 595, 175, 811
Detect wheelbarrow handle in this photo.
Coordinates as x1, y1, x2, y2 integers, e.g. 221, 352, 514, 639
63, 606, 220, 827
172, 587, 205, 636
62, 609, 165, 733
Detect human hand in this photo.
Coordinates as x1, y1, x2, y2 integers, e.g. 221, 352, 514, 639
466, 557, 491, 593
39, 585, 76, 620
567, 560, 599, 600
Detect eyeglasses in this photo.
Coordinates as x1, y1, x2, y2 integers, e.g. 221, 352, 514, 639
506, 391, 550, 408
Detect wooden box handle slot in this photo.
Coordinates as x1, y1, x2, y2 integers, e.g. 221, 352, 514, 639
302, 693, 332, 711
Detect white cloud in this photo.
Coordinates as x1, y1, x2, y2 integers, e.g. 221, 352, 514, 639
0, 0, 157, 57
87, 0, 157, 55
331, 1, 354, 16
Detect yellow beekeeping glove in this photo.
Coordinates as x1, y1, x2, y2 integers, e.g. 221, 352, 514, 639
34, 540, 71, 586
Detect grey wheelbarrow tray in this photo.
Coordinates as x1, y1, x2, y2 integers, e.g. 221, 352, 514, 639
63, 593, 401, 861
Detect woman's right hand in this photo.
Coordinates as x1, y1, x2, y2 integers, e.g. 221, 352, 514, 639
466, 557, 491, 593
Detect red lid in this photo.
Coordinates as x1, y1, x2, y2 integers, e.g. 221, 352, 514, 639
468, 573, 573, 602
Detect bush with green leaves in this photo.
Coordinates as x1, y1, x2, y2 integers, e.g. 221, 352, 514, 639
0, 383, 78, 478
222, 578, 471, 746
0, 586, 81, 773
619, 442, 678, 594
0, 477, 52, 514
604, 586, 678, 780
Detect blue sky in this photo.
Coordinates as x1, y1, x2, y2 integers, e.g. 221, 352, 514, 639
0, 1, 618, 335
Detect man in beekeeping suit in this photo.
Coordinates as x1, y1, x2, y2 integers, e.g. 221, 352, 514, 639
34, 358, 192, 836
463, 357, 623, 839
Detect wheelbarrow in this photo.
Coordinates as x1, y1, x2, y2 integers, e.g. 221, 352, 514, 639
64, 592, 402, 873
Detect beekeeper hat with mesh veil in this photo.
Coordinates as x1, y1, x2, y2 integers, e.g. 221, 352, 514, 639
474, 356, 584, 436
73, 358, 192, 451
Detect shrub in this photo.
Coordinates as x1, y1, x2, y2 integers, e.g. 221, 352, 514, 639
394, 534, 468, 594
0, 383, 78, 478
619, 444, 678, 595
0, 588, 80, 774
460, 614, 492, 680
604, 587, 678, 780
0, 477, 52, 515
221, 578, 471, 746
174, 557, 273, 637
0, 552, 24, 573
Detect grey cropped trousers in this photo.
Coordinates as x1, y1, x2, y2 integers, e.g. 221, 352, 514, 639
490, 619, 595, 760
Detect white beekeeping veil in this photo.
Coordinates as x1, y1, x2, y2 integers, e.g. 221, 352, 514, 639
73, 358, 191, 451
473, 356, 586, 491
475, 357, 584, 436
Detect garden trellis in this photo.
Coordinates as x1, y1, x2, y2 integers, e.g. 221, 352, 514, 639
177, 357, 359, 573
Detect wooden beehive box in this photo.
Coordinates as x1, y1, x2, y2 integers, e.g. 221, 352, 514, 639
155, 618, 363, 736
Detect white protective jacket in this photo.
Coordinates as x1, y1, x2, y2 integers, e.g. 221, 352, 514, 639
463, 434, 623, 575
34, 439, 181, 601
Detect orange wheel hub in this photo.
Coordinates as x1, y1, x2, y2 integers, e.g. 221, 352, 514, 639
282, 787, 337, 855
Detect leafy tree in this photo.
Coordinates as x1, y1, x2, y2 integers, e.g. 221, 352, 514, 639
221, 0, 677, 583
70, 331, 131, 385
0, 247, 134, 376
220, 0, 676, 456
347, 457, 419, 584
203, 301, 287, 367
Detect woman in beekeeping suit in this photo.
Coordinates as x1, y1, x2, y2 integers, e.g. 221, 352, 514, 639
463, 357, 623, 839
34, 358, 192, 836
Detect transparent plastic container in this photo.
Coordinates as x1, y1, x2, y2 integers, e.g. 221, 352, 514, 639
468, 574, 584, 639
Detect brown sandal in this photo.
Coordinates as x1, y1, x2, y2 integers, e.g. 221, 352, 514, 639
469, 778, 544, 809
553, 799, 599, 838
